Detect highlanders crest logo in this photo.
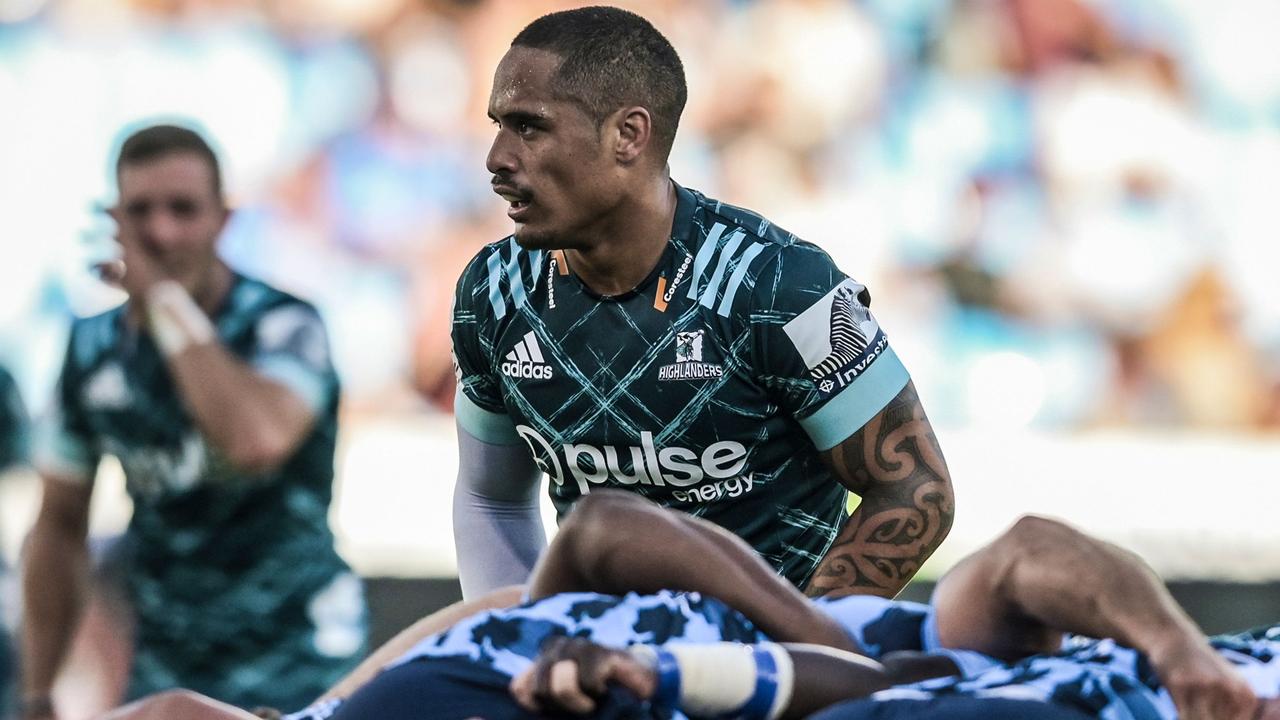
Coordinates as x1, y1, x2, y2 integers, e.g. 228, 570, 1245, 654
658, 329, 724, 381
676, 331, 702, 363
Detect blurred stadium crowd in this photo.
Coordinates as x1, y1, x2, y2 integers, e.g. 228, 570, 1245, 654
2, 0, 1280, 432
1, 2, 1279, 714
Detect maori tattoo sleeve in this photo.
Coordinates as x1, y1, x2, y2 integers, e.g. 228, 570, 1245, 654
805, 381, 954, 598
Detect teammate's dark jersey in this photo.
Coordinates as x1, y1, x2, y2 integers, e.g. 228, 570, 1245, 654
0, 366, 26, 717
453, 184, 911, 587
0, 365, 28, 471
34, 273, 366, 709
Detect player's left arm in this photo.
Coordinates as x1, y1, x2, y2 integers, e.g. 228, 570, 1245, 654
748, 243, 953, 599
805, 380, 954, 598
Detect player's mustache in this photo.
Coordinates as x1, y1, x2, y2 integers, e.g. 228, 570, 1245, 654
491, 175, 531, 199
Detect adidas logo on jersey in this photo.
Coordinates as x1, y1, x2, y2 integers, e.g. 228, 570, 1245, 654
502, 331, 554, 380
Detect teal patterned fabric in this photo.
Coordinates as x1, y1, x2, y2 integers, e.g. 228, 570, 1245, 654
0, 365, 23, 716
0, 366, 27, 472
453, 184, 910, 588
36, 274, 366, 710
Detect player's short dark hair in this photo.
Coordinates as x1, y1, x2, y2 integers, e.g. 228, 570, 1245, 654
513, 6, 687, 159
116, 124, 224, 201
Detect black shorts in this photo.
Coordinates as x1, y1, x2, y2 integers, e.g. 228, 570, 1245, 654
808, 697, 1097, 720
329, 656, 657, 720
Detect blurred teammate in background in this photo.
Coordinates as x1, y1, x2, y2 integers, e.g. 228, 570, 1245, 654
451, 5, 953, 599
0, 364, 31, 718
20, 124, 367, 719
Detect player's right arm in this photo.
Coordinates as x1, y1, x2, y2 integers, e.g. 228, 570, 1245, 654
20, 477, 91, 720
932, 515, 1259, 720
21, 342, 100, 720
452, 414, 546, 598
450, 249, 547, 598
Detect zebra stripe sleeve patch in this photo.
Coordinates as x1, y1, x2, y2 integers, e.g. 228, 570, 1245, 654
782, 278, 881, 381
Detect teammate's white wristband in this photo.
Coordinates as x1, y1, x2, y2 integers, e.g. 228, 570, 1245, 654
146, 280, 216, 357
631, 642, 794, 720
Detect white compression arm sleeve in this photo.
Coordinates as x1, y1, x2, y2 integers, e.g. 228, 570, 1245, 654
453, 422, 547, 599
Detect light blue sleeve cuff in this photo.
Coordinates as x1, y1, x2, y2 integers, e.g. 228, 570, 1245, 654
455, 387, 521, 445
256, 355, 330, 413
798, 345, 910, 451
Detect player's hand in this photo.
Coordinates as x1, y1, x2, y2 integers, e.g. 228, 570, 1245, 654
93, 257, 128, 288
1148, 633, 1259, 720
100, 205, 165, 298
510, 636, 656, 715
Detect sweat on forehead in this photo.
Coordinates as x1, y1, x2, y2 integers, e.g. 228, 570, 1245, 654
489, 48, 597, 128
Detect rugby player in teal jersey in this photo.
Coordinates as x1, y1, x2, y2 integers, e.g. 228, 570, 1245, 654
21, 125, 367, 717
451, 6, 954, 599
0, 365, 30, 717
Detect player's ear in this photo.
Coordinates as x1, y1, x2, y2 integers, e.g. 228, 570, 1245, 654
217, 206, 234, 233
613, 106, 652, 164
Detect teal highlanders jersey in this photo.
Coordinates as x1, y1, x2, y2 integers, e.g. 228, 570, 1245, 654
0, 366, 28, 471
453, 184, 912, 587
0, 369, 19, 720
34, 273, 366, 710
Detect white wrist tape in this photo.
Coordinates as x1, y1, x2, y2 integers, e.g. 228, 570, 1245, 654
632, 642, 794, 720
146, 280, 215, 357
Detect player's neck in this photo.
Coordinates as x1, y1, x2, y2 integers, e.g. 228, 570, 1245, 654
565, 178, 676, 297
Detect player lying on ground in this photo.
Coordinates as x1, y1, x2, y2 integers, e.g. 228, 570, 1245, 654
514, 497, 1278, 720
102, 491, 1273, 719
